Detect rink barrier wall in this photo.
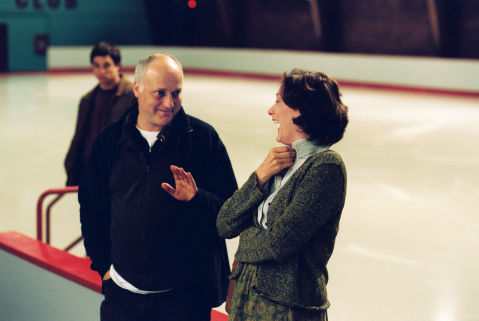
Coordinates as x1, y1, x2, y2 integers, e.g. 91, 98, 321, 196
0, 231, 228, 321
47, 46, 479, 96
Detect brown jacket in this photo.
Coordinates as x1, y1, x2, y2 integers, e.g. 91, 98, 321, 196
64, 76, 135, 186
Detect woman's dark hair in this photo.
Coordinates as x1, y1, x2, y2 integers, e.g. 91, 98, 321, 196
89, 41, 121, 65
281, 68, 348, 146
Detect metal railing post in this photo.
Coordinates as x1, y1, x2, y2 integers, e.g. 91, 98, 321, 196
36, 186, 79, 249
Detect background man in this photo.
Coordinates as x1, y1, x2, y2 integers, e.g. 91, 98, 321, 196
64, 41, 135, 186
79, 53, 237, 321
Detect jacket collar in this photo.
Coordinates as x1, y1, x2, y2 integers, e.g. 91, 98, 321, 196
122, 105, 193, 140
115, 75, 133, 97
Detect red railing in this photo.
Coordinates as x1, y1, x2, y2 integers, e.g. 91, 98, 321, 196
36, 186, 82, 252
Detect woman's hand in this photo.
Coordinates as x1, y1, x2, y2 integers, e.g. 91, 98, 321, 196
256, 146, 295, 188
162, 165, 198, 201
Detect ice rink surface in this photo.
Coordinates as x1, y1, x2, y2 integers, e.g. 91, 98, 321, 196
0, 72, 478, 321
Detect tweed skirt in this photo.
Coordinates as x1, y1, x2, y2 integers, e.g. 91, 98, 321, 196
228, 263, 328, 321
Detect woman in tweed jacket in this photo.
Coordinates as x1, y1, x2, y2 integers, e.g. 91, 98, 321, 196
217, 69, 349, 321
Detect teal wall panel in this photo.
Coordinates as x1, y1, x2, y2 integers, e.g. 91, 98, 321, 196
0, 0, 152, 71
48, 14, 151, 46
0, 14, 48, 71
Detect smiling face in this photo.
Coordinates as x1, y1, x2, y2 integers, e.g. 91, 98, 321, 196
267, 88, 308, 145
92, 55, 121, 90
134, 56, 183, 132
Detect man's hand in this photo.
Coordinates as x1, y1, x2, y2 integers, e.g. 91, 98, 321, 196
256, 146, 295, 188
103, 269, 111, 281
162, 165, 198, 201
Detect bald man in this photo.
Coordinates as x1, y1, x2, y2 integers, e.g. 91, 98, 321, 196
79, 54, 237, 321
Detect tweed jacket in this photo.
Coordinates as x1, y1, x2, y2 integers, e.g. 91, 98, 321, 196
217, 149, 346, 310
64, 75, 135, 186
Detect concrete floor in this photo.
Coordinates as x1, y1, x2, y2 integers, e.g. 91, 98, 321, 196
0, 72, 478, 321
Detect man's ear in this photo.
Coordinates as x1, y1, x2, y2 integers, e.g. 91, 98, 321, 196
133, 82, 141, 98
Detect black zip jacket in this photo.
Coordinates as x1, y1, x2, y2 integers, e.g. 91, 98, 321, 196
79, 105, 238, 307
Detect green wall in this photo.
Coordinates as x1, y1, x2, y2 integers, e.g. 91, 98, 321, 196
0, 0, 152, 71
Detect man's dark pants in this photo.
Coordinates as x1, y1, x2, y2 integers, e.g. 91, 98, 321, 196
100, 279, 212, 321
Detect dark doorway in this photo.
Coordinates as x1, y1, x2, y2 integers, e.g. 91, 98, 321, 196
0, 24, 7, 72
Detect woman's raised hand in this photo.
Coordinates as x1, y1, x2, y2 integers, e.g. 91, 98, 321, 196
256, 146, 295, 188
